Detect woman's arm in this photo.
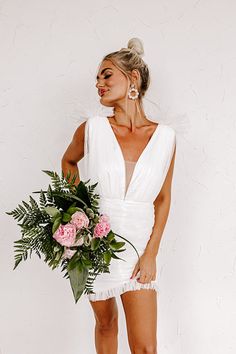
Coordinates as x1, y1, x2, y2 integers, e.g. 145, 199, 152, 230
144, 145, 176, 258
130, 146, 177, 283
61, 121, 86, 186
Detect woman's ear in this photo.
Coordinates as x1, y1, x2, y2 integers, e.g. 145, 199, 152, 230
131, 69, 141, 88
131, 69, 139, 80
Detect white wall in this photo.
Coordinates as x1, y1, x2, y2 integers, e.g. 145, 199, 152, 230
1, 1, 236, 353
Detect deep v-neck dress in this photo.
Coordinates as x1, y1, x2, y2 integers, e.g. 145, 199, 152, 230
83, 115, 176, 301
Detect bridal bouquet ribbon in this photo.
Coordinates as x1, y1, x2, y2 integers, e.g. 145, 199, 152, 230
6, 170, 140, 303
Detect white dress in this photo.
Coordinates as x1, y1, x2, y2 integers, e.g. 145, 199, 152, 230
83, 115, 176, 301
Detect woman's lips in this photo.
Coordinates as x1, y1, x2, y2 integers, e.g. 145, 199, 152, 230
99, 90, 109, 96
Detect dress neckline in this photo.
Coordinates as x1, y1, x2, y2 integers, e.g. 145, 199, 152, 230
104, 116, 161, 200
105, 116, 160, 163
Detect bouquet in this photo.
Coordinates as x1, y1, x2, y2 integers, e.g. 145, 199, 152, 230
6, 170, 139, 303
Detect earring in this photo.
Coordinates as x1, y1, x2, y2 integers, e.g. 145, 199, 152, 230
128, 84, 139, 100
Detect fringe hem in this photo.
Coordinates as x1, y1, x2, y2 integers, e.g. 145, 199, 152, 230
86, 279, 159, 302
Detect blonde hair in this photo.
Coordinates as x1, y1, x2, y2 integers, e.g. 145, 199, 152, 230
99, 37, 150, 120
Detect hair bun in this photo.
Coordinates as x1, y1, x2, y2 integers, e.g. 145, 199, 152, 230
127, 37, 144, 57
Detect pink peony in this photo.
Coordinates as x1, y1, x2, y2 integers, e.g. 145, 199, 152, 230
53, 223, 77, 247
70, 211, 89, 230
93, 219, 111, 238
62, 248, 77, 259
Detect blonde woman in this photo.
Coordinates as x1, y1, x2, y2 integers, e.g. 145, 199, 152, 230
62, 38, 176, 354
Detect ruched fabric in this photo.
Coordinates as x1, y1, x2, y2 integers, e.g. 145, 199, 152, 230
83, 116, 176, 301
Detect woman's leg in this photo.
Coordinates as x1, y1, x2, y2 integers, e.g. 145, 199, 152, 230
120, 289, 157, 354
89, 297, 119, 354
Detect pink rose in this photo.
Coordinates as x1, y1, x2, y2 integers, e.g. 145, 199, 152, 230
62, 248, 77, 259
53, 223, 77, 247
93, 219, 111, 239
70, 211, 89, 230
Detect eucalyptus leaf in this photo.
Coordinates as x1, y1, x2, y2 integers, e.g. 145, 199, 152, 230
103, 251, 111, 265
111, 253, 126, 261
68, 264, 89, 303
44, 206, 61, 218
91, 238, 100, 251
66, 206, 84, 215
110, 241, 125, 250
85, 208, 94, 218
67, 254, 81, 271
106, 231, 115, 242
52, 217, 61, 234
62, 212, 71, 222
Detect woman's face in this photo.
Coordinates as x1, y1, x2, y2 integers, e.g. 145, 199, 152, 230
96, 60, 130, 107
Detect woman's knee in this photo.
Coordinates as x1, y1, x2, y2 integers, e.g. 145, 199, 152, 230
89, 298, 118, 331
131, 343, 157, 354
96, 314, 118, 332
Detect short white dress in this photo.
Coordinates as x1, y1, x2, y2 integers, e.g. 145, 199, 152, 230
83, 115, 176, 301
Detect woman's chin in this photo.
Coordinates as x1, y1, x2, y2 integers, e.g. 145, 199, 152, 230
99, 97, 114, 107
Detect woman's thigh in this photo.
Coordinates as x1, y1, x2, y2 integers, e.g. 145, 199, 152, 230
89, 297, 119, 328
120, 289, 157, 351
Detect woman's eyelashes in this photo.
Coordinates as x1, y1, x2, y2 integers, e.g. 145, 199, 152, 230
96, 74, 111, 85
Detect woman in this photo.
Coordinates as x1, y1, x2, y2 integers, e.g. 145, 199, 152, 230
61, 38, 176, 354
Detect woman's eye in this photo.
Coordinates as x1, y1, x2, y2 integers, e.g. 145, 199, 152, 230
104, 74, 111, 79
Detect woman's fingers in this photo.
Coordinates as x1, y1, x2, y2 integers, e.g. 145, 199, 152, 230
137, 272, 155, 284
130, 262, 140, 279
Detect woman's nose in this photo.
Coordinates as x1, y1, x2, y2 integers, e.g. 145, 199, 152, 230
96, 81, 105, 88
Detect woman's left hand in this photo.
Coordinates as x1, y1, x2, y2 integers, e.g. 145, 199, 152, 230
130, 252, 157, 284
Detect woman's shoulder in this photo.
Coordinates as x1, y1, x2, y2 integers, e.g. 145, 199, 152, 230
159, 123, 176, 149
84, 115, 105, 125
82, 116, 105, 137
160, 123, 176, 135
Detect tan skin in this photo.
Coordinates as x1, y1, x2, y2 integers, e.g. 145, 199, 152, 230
61, 60, 176, 354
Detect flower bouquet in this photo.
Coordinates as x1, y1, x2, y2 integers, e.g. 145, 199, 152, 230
6, 170, 139, 303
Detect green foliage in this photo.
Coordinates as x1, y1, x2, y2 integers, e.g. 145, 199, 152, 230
6, 170, 92, 270
6, 169, 140, 303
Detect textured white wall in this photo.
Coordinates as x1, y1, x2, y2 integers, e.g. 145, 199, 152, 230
1, 1, 236, 353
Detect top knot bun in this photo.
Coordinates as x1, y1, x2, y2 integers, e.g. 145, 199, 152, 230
127, 37, 144, 57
